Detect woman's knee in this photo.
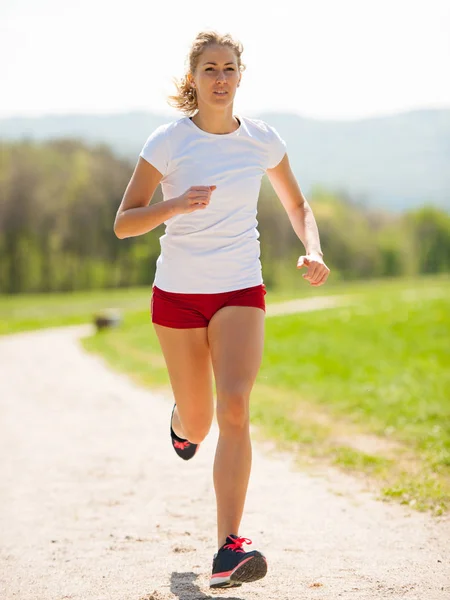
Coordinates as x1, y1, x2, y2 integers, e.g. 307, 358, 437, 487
216, 388, 250, 433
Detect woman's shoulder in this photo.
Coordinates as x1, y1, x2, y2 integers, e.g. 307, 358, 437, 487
240, 117, 287, 167
240, 116, 281, 139
140, 117, 191, 167
148, 116, 189, 139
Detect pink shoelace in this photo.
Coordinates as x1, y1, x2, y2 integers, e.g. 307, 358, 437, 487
223, 537, 252, 553
173, 439, 191, 450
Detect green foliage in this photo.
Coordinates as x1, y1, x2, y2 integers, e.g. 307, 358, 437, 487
406, 206, 450, 273
0, 139, 163, 293
258, 182, 450, 286
0, 140, 449, 294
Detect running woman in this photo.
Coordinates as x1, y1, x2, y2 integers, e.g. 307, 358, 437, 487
114, 31, 330, 589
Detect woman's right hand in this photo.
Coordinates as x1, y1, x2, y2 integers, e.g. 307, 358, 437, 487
173, 185, 216, 214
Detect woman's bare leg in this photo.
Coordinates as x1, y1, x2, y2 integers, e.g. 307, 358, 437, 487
207, 306, 265, 549
153, 324, 214, 444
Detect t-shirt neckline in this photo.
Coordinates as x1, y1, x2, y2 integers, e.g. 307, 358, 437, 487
186, 115, 242, 138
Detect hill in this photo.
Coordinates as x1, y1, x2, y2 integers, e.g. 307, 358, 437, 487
1, 109, 449, 211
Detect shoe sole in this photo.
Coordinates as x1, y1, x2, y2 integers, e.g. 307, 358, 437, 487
210, 555, 267, 588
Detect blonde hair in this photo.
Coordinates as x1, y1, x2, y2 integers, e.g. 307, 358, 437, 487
168, 31, 245, 116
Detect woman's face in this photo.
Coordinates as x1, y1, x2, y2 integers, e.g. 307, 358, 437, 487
191, 44, 241, 110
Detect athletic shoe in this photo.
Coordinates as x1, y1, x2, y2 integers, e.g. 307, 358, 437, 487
170, 404, 199, 460
210, 534, 268, 588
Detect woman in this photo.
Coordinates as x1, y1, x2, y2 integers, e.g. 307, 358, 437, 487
114, 31, 329, 589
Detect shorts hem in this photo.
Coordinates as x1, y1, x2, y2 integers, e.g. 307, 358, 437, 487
151, 318, 208, 329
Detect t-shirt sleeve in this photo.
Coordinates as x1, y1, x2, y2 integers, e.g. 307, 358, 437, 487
267, 125, 287, 170
139, 124, 170, 176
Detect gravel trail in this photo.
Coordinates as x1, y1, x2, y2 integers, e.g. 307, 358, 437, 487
0, 325, 448, 600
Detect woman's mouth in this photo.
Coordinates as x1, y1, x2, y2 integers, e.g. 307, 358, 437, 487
213, 90, 228, 96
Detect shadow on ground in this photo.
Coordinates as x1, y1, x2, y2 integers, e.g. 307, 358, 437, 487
170, 571, 243, 600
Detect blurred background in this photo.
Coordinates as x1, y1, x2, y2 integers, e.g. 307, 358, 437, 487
1, 0, 449, 293
1, 0, 449, 513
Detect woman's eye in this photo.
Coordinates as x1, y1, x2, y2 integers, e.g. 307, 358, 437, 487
204, 67, 235, 72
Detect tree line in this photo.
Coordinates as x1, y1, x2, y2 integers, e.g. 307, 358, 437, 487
0, 139, 449, 294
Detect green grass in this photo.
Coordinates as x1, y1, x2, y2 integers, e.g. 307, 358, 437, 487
254, 281, 450, 513
81, 276, 450, 514
2, 275, 450, 514
1, 274, 447, 335
260, 293, 450, 464
0, 287, 154, 335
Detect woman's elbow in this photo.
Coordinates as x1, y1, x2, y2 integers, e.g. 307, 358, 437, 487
113, 215, 127, 239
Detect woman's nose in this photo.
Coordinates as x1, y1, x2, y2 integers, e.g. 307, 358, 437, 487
216, 71, 226, 82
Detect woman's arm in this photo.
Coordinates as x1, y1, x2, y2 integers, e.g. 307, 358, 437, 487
266, 154, 330, 286
114, 158, 177, 239
114, 158, 216, 239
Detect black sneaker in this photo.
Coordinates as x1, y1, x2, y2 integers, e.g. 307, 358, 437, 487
170, 404, 199, 461
210, 535, 268, 588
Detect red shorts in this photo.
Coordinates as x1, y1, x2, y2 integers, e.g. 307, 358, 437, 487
151, 284, 266, 329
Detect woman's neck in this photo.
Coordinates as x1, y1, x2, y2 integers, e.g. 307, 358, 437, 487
191, 109, 240, 135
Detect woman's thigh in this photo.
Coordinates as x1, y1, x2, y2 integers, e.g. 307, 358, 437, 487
207, 306, 265, 421
153, 324, 214, 434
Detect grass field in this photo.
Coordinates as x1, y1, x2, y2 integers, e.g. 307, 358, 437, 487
256, 287, 450, 514
0, 275, 446, 334
2, 275, 449, 514
80, 276, 450, 515
0, 287, 154, 335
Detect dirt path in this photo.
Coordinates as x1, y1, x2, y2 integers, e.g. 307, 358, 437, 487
0, 325, 449, 600
265, 295, 348, 317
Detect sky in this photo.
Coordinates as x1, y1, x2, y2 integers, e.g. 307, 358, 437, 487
1, 0, 450, 121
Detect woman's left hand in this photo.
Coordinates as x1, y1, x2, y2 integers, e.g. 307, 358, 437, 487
297, 254, 330, 286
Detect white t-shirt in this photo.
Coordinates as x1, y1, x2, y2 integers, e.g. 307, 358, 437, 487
139, 115, 286, 293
